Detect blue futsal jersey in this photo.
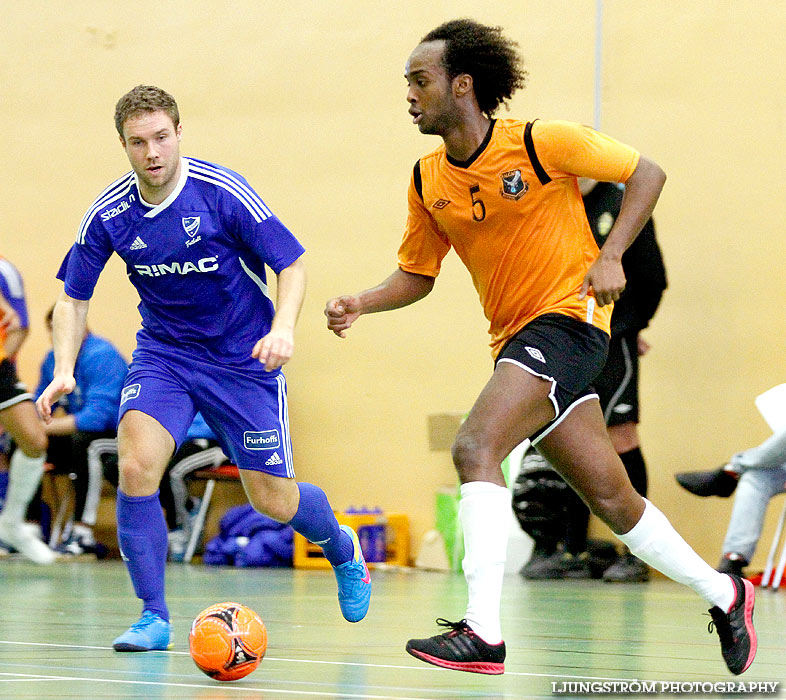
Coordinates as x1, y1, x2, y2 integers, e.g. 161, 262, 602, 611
57, 157, 304, 365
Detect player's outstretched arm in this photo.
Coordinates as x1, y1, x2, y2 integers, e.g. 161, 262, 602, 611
252, 256, 306, 372
325, 268, 435, 338
580, 156, 666, 306
36, 292, 89, 422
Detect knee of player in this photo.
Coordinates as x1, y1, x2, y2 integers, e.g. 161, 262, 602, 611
607, 422, 639, 454
18, 431, 48, 458
118, 456, 161, 494
244, 476, 299, 523
587, 488, 642, 533
451, 432, 492, 476
247, 498, 292, 524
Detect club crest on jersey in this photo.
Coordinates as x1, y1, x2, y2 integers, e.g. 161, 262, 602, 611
499, 170, 528, 200
182, 216, 201, 237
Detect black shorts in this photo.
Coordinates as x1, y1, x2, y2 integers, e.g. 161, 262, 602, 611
495, 313, 609, 444
594, 331, 639, 427
0, 359, 32, 411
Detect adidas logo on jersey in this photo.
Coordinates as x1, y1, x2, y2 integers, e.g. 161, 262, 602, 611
130, 236, 147, 250
265, 452, 283, 466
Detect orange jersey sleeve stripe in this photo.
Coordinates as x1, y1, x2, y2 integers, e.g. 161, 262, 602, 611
398, 119, 640, 357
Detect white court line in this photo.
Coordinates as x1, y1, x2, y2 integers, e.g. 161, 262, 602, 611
0, 639, 657, 684
0, 672, 432, 699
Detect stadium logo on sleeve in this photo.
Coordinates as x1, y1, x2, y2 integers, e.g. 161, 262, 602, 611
101, 194, 136, 221
120, 383, 141, 405
499, 170, 528, 200
244, 430, 281, 451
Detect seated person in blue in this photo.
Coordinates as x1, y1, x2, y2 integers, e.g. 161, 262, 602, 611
36, 305, 128, 556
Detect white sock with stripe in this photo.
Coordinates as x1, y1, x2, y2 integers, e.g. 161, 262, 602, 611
459, 481, 510, 644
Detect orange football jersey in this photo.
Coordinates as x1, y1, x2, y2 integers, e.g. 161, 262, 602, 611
398, 119, 640, 357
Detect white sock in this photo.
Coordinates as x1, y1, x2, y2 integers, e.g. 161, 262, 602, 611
72, 522, 95, 543
617, 498, 735, 611
0, 451, 45, 525
459, 481, 510, 644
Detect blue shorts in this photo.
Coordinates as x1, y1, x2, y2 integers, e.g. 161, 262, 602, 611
118, 345, 294, 477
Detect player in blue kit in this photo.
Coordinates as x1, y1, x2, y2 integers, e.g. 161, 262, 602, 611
36, 85, 371, 651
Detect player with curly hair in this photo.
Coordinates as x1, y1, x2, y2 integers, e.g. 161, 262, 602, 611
326, 18, 756, 676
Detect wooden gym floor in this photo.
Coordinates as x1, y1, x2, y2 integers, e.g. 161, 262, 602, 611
0, 559, 783, 699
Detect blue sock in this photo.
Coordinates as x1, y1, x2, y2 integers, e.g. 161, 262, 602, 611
288, 482, 353, 566
117, 490, 169, 621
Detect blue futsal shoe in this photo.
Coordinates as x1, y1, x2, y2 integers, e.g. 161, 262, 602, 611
112, 611, 172, 651
333, 525, 372, 622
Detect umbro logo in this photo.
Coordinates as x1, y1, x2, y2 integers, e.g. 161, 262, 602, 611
525, 346, 546, 363
130, 236, 147, 250
432, 199, 451, 209
265, 452, 283, 466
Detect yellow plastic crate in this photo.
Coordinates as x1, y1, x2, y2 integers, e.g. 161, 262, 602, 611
293, 512, 410, 569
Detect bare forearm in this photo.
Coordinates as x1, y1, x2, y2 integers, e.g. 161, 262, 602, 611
354, 269, 435, 315
45, 414, 77, 436
53, 292, 89, 377
601, 156, 666, 261
271, 257, 306, 333
325, 268, 434, 339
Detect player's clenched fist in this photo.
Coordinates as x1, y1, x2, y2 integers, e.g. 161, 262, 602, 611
325, 296, 361, 338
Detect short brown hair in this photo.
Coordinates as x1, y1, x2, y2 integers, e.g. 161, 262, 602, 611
114, 85, 180, 137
